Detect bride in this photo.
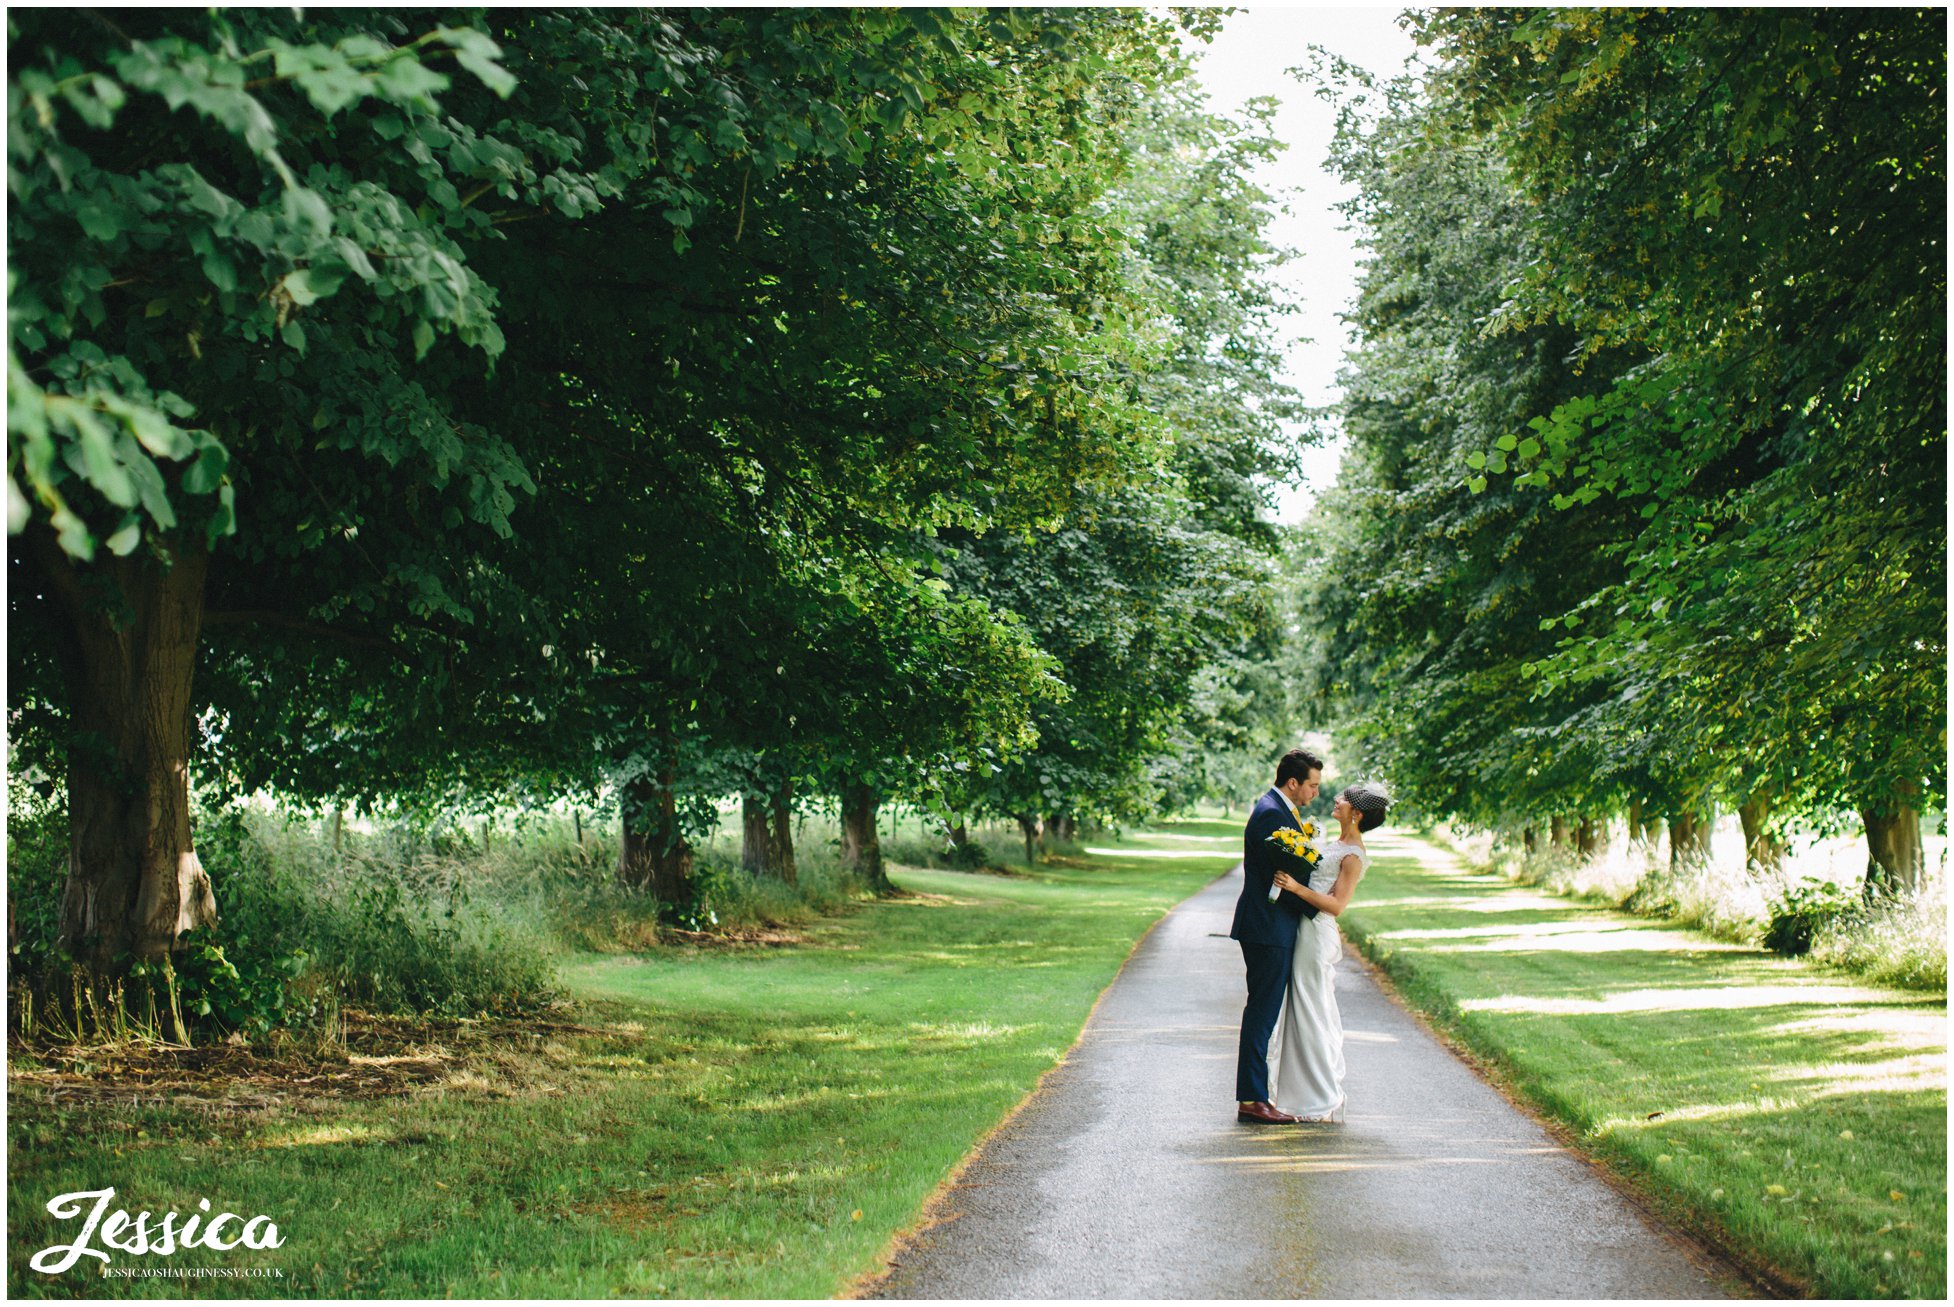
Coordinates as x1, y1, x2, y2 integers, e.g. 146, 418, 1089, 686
1268, 782, 1390, 1122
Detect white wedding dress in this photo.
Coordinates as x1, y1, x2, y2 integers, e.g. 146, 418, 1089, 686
1270, 838, 1367, 1121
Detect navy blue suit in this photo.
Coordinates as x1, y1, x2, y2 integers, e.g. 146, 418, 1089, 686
1229, 788, 1319, 1102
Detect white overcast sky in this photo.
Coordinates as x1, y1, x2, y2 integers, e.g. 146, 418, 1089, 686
1186, 4, 1421, 520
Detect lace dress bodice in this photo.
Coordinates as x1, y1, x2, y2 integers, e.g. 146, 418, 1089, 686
1308, 839, 1369, 895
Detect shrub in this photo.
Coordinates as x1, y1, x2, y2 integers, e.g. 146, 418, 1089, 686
1762, 877, 1864, 957
5, 772, 69, 984
1808, 875, 1947, 990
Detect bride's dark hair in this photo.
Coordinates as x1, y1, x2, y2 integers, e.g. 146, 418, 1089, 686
1341, 783, 1390, 833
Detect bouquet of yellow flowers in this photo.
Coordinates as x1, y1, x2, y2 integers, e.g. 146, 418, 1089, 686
1264, 820, 1322, 904
1268, 821, 1322, 867
1264, 821, 1323, 906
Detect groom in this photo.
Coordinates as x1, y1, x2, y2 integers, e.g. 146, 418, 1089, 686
1229, 747, 1323, 1125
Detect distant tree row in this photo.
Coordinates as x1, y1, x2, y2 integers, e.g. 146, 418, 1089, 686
7, 8, 1300, 971
1301, 8, 1944, 891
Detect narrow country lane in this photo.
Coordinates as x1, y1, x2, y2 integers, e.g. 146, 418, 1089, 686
865, 832, 1742, 1299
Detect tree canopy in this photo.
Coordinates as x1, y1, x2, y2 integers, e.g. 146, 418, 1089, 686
1304, 8, 1945, 886
7, 7, 1302, 966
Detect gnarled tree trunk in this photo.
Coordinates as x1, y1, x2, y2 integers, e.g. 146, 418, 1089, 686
1738, 794, 1783, 872
1016, 812, 1043, 865
33, 531, 219, 972
840, 780, 893, 894
1668, 807, 1714, 869
1862, 786, 1924, 900
1626, 798, 1657, 853
765, 776, 796, 886
618, 765, 693, 905
740, 794, 770, 873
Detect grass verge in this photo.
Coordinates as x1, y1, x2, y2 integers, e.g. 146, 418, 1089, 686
6, 821, 1239, 1298
1343, 830, 1946, 1300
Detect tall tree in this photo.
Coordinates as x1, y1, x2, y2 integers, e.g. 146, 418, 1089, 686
1427, 8, 1946, 885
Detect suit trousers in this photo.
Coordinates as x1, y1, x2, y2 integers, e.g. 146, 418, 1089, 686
1236, 938, 1293, 1102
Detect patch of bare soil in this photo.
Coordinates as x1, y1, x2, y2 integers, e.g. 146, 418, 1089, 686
661, 926, 810, 949
6, 1007, 622, 1111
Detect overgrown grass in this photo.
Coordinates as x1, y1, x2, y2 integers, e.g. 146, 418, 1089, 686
1449, 824, 1948, 993
1343, 831, 1947, 1300
6, 822, 1240, 1298
1808, 874, 1949, 993
6, 792, 907, 1042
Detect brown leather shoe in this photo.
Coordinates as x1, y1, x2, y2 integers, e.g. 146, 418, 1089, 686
1236, 1100, 1303, 1125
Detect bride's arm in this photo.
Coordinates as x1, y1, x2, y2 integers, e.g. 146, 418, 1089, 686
1286, 855, 1363, 917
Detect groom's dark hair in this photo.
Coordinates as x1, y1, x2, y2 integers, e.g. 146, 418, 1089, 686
1275, 748, 1324, 786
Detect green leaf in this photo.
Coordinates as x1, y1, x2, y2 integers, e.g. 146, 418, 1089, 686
125, 405, 193, 460
283, 187, 333, 237
412, 319, 436, 359
282, 266, 346, 306
73, 200, 124, 242
374, 57, 449, 106
105, 515, 142, 556
181, 440, 230, 494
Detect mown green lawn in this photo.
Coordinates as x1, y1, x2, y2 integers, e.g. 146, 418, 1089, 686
7, 823, 1239, 1298
1343, 831, 1947, 1300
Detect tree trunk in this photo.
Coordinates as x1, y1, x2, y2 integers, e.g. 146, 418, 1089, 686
1625, 798, 1649, 851
1046, 812, 1075, 844
1549, 815, 1570, 849
33, 531, 218, 972
332, 808, 345, 856
1522, 826, 1537, 854
618, 767, 692, 904
1575, 816, 1604, 859
766, 776, 796, 886
740, 794, 770, 874
840, 780, 893, 894
1738, 794, 1783, 872
1668, 808, 1714, 869
1862, 791, 1924, 900
1016, 812, 1043, 865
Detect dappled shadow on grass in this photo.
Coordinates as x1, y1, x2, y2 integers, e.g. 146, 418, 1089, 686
1346, 835, 1948, 1299
8, 824, 1235, 1299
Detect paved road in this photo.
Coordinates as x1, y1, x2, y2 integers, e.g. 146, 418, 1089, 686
866, 838, 1742, 1299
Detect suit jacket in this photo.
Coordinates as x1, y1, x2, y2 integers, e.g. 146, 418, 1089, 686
1229, 787, 1320, 947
